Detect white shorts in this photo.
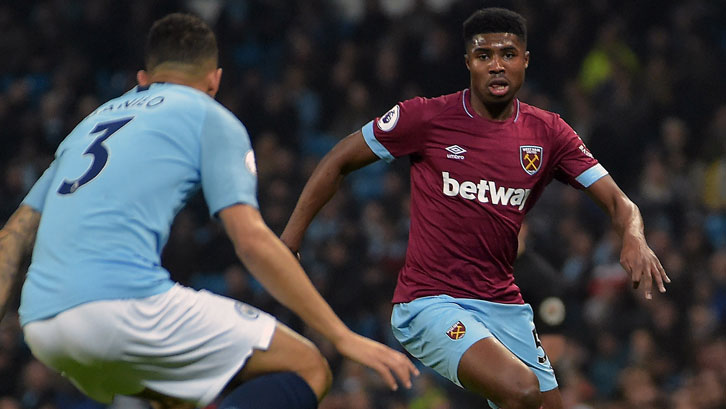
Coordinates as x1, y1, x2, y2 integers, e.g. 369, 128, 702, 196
23, 284, 276, 407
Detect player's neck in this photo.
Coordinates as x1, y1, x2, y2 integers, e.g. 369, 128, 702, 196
145, 71, 206, 92
470, 94, 514, 121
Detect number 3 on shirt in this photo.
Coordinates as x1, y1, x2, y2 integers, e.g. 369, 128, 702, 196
58, 117, 133, 195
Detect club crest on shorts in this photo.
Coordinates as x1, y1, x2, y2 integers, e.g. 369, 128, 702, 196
235, 302, 260, 320
446, 321, 466, 340
376, 105, 400, 132
520, 145, 543, 175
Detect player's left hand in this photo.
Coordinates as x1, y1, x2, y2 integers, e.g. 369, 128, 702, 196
620, 238, 670, 300
333, 331, 420, 391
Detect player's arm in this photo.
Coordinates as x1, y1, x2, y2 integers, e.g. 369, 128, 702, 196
585, 175, 670, 299
219, 203, 418, 390
0, 205, 40, 321
280, 130, 378, 252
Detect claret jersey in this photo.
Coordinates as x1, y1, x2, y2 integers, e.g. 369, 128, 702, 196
362, 89, 607, 304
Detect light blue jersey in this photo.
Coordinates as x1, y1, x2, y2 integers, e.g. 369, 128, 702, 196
19, 83, 258, 326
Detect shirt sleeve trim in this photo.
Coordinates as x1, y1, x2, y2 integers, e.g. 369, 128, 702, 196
576, 163, 608, 187
362, 121, 395, 163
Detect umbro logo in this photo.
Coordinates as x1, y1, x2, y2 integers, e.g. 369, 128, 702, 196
446, 145, 466, 160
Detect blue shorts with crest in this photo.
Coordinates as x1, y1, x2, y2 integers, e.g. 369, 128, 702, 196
391, 295, 558, 393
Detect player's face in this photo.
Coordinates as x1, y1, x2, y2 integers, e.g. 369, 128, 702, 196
465, 33, 529, 107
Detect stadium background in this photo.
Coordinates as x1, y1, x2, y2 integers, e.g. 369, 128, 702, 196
0, 0, 725, 408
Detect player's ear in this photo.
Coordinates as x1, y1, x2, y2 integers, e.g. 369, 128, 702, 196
524, 51, 530, 69
206, 68, 222, 97
464, 53, 471, 71
137, 70, 151, 86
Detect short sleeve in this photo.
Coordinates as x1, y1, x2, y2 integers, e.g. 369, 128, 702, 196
552, 116, 608, 189
200, 105, 259, 217
362, 97, 431, 161
22, 159, 59, 212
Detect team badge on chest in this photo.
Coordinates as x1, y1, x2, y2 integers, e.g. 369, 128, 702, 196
446, 321, 466, 340
520, 145, 543, 175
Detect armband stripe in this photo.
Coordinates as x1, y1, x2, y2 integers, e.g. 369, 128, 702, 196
362, 121, 395, 163
576, 163, 608, 187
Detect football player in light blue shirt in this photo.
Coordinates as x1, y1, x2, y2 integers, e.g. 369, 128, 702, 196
0, 13, 417, 409
19, 80, 256, 325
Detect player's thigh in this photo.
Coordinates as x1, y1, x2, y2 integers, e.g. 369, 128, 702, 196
392, 296, 555, 396
476, 299, 558, 393
541, 388, 563, 409
391, 295, 494, 387
457, 336, 540, 402
233, 322, 331, 396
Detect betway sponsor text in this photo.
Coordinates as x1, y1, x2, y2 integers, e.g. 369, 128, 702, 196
442, 172, 531, 211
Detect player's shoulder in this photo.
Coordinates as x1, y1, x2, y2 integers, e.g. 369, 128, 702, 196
159, 83, 220, 112
87, 83, 212, 119
399, 90, 466, 120
90, 83, 245, 139
157, 84, 244, 130
199, 94, 240, 124
402, 90, 463, 109
517, 100, 570, 133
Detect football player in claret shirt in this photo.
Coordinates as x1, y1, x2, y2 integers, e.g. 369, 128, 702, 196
281, 7, 669, 409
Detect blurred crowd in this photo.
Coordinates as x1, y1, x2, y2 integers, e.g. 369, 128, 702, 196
1, 0, 725, 408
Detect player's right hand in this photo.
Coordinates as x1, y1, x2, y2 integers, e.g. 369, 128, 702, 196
620, 237, 670, 300
334, 331, 419, 391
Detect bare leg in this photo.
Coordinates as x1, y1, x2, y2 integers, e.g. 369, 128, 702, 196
457, 337, 542, 409
541, 388, 563, 409
233, 322, 332, 399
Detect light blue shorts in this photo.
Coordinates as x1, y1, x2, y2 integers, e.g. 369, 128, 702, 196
391, 295, 557, 392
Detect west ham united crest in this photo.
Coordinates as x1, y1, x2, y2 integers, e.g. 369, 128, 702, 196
446, 321, 466, 340
520, 145, 543, 175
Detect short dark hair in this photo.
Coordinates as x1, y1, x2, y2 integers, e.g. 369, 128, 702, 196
145, 13, 218, 71
462, 8, 527, 46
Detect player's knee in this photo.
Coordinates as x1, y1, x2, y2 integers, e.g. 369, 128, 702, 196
515, 386, 542, 409
502, 371, 541, 409
295, 343, 332, 400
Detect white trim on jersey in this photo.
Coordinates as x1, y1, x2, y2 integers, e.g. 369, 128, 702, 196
462, 90, 474, 118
